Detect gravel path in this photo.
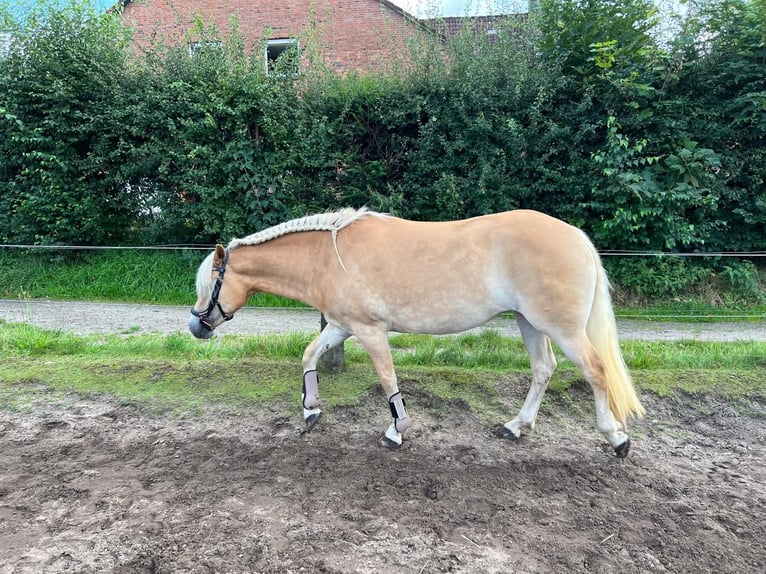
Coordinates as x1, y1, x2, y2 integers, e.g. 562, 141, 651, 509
2, 299, 764, 341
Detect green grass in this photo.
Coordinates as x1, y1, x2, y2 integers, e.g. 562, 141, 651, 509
2, 323, 765, 369
1, 324, 764, 418
0, 250, 304, 307
4, 324, 764, 371
0, 357, 307, 411
615, 302, 766, 322
389, 331, 532, 370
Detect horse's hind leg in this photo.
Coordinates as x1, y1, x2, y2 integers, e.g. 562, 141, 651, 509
300, 323, 351, 430
555, 334, 630, 455
498, 313, 557, 440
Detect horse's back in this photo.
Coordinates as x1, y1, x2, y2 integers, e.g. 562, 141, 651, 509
347, 210, 594, 274
329, 210, 598, 334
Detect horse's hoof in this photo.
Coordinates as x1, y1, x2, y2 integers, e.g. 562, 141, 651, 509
494, 425, 520, 441
614, 439, 631, 458
303, 412, 321, 433
379, 434, 402, 449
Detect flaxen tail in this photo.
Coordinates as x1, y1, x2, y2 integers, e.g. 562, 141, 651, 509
585, 242, 645, 424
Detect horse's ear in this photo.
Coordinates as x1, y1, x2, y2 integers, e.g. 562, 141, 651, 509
214, 244, 226, 266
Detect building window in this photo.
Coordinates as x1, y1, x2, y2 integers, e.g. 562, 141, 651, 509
265, 38, 299, 76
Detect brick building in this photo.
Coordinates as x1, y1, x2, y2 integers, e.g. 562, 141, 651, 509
120, 0, 429, 74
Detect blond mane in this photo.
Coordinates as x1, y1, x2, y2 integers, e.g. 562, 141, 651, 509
227, 207, 386, 270
228, 207, 382, 250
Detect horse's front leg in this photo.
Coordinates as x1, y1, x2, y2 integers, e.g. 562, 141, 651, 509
300, 323, 350, 430
354, 325, 411, 448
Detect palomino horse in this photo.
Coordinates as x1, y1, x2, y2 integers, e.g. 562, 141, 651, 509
190, 208, 645, 457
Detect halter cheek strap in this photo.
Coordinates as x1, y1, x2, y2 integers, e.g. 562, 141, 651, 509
191, 248, 234, 329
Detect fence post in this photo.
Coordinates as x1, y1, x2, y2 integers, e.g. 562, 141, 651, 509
319, 313, 345, 372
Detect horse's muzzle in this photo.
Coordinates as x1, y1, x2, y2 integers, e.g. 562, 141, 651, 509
188, 313, 215, 339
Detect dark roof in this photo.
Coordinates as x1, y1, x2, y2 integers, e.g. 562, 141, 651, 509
421, 14, 527, 40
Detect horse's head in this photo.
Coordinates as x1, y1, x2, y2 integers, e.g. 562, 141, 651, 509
189, 244, 244, 339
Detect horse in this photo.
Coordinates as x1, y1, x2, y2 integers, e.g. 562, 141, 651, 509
189, 207, 645, 457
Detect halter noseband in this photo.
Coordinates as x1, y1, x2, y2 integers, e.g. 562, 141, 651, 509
191, 248, 234, 330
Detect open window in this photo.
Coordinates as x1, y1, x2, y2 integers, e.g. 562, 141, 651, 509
265, 38, 299, 76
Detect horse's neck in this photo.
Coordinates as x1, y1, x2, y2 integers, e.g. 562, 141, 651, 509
235, 235, 326, 306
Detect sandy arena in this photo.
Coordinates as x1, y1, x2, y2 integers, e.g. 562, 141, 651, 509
1, 381, 764, 573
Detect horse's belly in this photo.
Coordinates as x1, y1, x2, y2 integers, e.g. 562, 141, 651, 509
378, 269, 516, 334
388, 304, 506, 335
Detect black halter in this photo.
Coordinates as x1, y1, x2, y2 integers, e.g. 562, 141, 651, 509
191, 248, 234, 330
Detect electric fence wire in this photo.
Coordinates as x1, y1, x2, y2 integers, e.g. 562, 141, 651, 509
2, 244, 766, 257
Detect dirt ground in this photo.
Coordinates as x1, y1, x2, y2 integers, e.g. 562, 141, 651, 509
1, 377, 764, 574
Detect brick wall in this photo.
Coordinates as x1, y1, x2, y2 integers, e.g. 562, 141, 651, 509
122, 0, 428, 73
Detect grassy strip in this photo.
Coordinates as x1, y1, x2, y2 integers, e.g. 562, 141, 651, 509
1, 325, 764, 418
1, 358, 762, 426
0, 250, 303, 307
615, 303, 766, 322
3, 324, 766, 370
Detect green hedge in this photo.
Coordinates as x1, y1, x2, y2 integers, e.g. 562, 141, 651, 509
0, 0, 764, 297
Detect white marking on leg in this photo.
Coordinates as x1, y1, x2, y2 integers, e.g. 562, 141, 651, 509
384, 422, 402, 446
504, 315, 556, 437
593, 387, 629, 448
553, 331, 631, 452
504, 377, 548, 437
